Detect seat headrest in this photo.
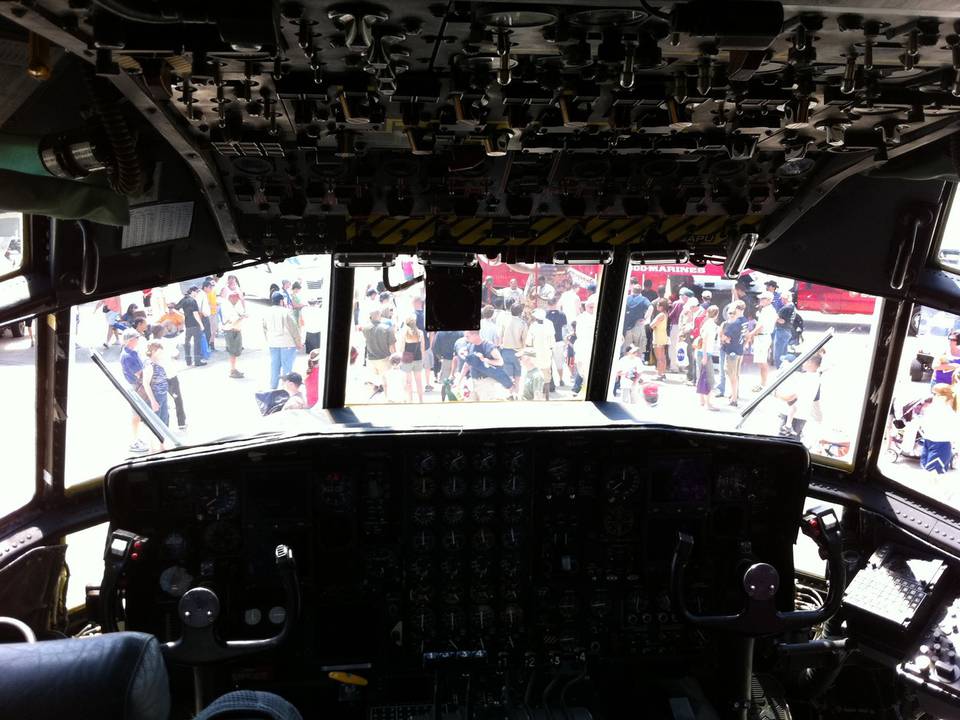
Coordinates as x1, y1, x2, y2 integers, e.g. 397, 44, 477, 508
0, 631, 170, 720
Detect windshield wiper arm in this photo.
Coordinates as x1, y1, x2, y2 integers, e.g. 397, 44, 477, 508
89, 349, 183, 448
736, 328, 835, 430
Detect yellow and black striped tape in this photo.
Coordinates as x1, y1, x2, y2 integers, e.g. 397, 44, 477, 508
343, 215, 762, 247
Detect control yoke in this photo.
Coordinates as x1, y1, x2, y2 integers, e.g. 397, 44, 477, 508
671, 507, 845, 635
162, 545, 300, 665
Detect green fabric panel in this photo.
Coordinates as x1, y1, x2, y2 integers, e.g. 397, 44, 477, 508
0, 133, 48, 177
0, 169, 129, 226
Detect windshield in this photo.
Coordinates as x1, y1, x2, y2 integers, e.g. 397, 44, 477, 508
608, 263, 881, 465
346, 255, 604, 405
65, 257, 331, 485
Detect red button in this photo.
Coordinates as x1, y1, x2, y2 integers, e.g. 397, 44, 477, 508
130, 552, 139, 560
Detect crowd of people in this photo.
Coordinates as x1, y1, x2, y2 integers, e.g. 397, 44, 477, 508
350, 270, 600, 403
96, 274, 324, 452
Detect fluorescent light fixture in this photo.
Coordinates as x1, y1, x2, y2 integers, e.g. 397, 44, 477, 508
629, 249, 690, 265
333, 253, 397, 269
723, 233, 759, 279
417, 250, 478, 268
552, 249, 614, 265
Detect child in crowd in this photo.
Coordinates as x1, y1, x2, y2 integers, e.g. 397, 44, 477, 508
305, 349, 322, 408
142, 341, 170, 427
920, 383, 958, 474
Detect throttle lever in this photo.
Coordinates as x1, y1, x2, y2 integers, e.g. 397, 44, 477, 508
162, 544, 299, 665
671, 507, 845, 636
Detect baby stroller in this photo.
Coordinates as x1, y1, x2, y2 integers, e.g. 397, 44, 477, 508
886, 395, 958, 469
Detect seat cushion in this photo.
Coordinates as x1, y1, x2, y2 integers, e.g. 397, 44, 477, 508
195, 690, 303, 720
0, 631, 169, 720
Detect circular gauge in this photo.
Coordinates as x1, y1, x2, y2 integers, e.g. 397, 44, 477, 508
471, 557, 492, 579
412, 505, 436, 527
501, 472, 527, 497
243, 608, 262, 626
409, 585, 433, 604
502, 503, 525, 523
472, 503, 496, 524
478, 9, 557, 28
476, 447, 498, 472
604, 506, 635, 537
439, 557, 462, 580
441, 608, 465, 635
409, 557, 433, 580
603, 464, 642, 502
442, 475, 467, 499
559, 591, 579, 620
507, 449, 528, 473
501, 604, 524, 629
411, 606, 435, 636
472, 475, 497, 498
412, 475, 436, 499
204, 481, 239, 517
445, 450, 468, 474
568, 8, 646, 27
442, 505, 465, 526
413, 450, 437, 475
470, 605, 496, 633
159, 566, 193, 597
501, 527, 522, 549
500, 555, 522, 578
471, 584, 494, 604
590, 591, 611, 619
268, 606, 287, 625
162, 532, 188, 559
412, 529, 435, 552
203, 521, 241, 553
441, 529, 465, 552
547, 456, 571, 480
473, 527, 496, 552
441, 584, 464, 605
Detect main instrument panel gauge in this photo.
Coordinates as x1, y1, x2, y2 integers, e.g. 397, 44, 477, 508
203, 521, 241, 553
470, 605, 495, 633
472, 475, 497, 499
204, 480, 239, 517
411, 607, 435, 636
471, 584, 494, 604
412, 476, 435, 499
441, 475, 467, 499
502, 503, 525, 523
439, 557, 462, 580
501, 526, 523, 549
413, 450, 437, 475
471, 557, 492, 579
603, 506, 635, 537
159, 566, 193, 597
409, 557, 433, 581
501, 604, 524, 629
476, 447, 498, 472
506, 448, 528, 473
603, 464, 642, 502
472, 504, 496, 524
442, 505, 465, 526
500, 555, 522, 578
412, 505, 436, 527
441, 584, 464, 605
442, 608, 465, 635
501, 473, 527, 497
472, 527, 496, 552
441, 529, 465, 552
162, 532, 188, 559
445, 450, 468, 474
412, 529, 435, 552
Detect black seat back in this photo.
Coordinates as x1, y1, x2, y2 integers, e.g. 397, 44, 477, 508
0, 631, 170, 720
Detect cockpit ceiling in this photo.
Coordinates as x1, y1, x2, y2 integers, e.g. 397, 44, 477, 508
3, 1, 960, 257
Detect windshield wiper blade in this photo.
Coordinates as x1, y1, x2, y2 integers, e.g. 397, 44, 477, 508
735, 328, 835, 430
89, 349, 183, 449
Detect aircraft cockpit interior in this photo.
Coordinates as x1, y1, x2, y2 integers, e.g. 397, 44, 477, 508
2, 1, 960, 720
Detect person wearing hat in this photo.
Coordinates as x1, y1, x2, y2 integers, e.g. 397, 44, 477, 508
764, 280, 784, 311
529, 308, 555, 396
174, 285, 206, 367
119, 328, 150, 453
220, 289, 246, 379
518, 348, 546, 401
263, 291, 303, 390
280, 372, 306, 410
746, 291, 778, 391
700, 289, 713, 310
616, 344, 644, 404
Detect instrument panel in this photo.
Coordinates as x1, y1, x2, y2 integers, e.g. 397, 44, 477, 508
107, 427, 808, 709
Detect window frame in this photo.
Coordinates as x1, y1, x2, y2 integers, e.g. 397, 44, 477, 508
934, 183, 960, 275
